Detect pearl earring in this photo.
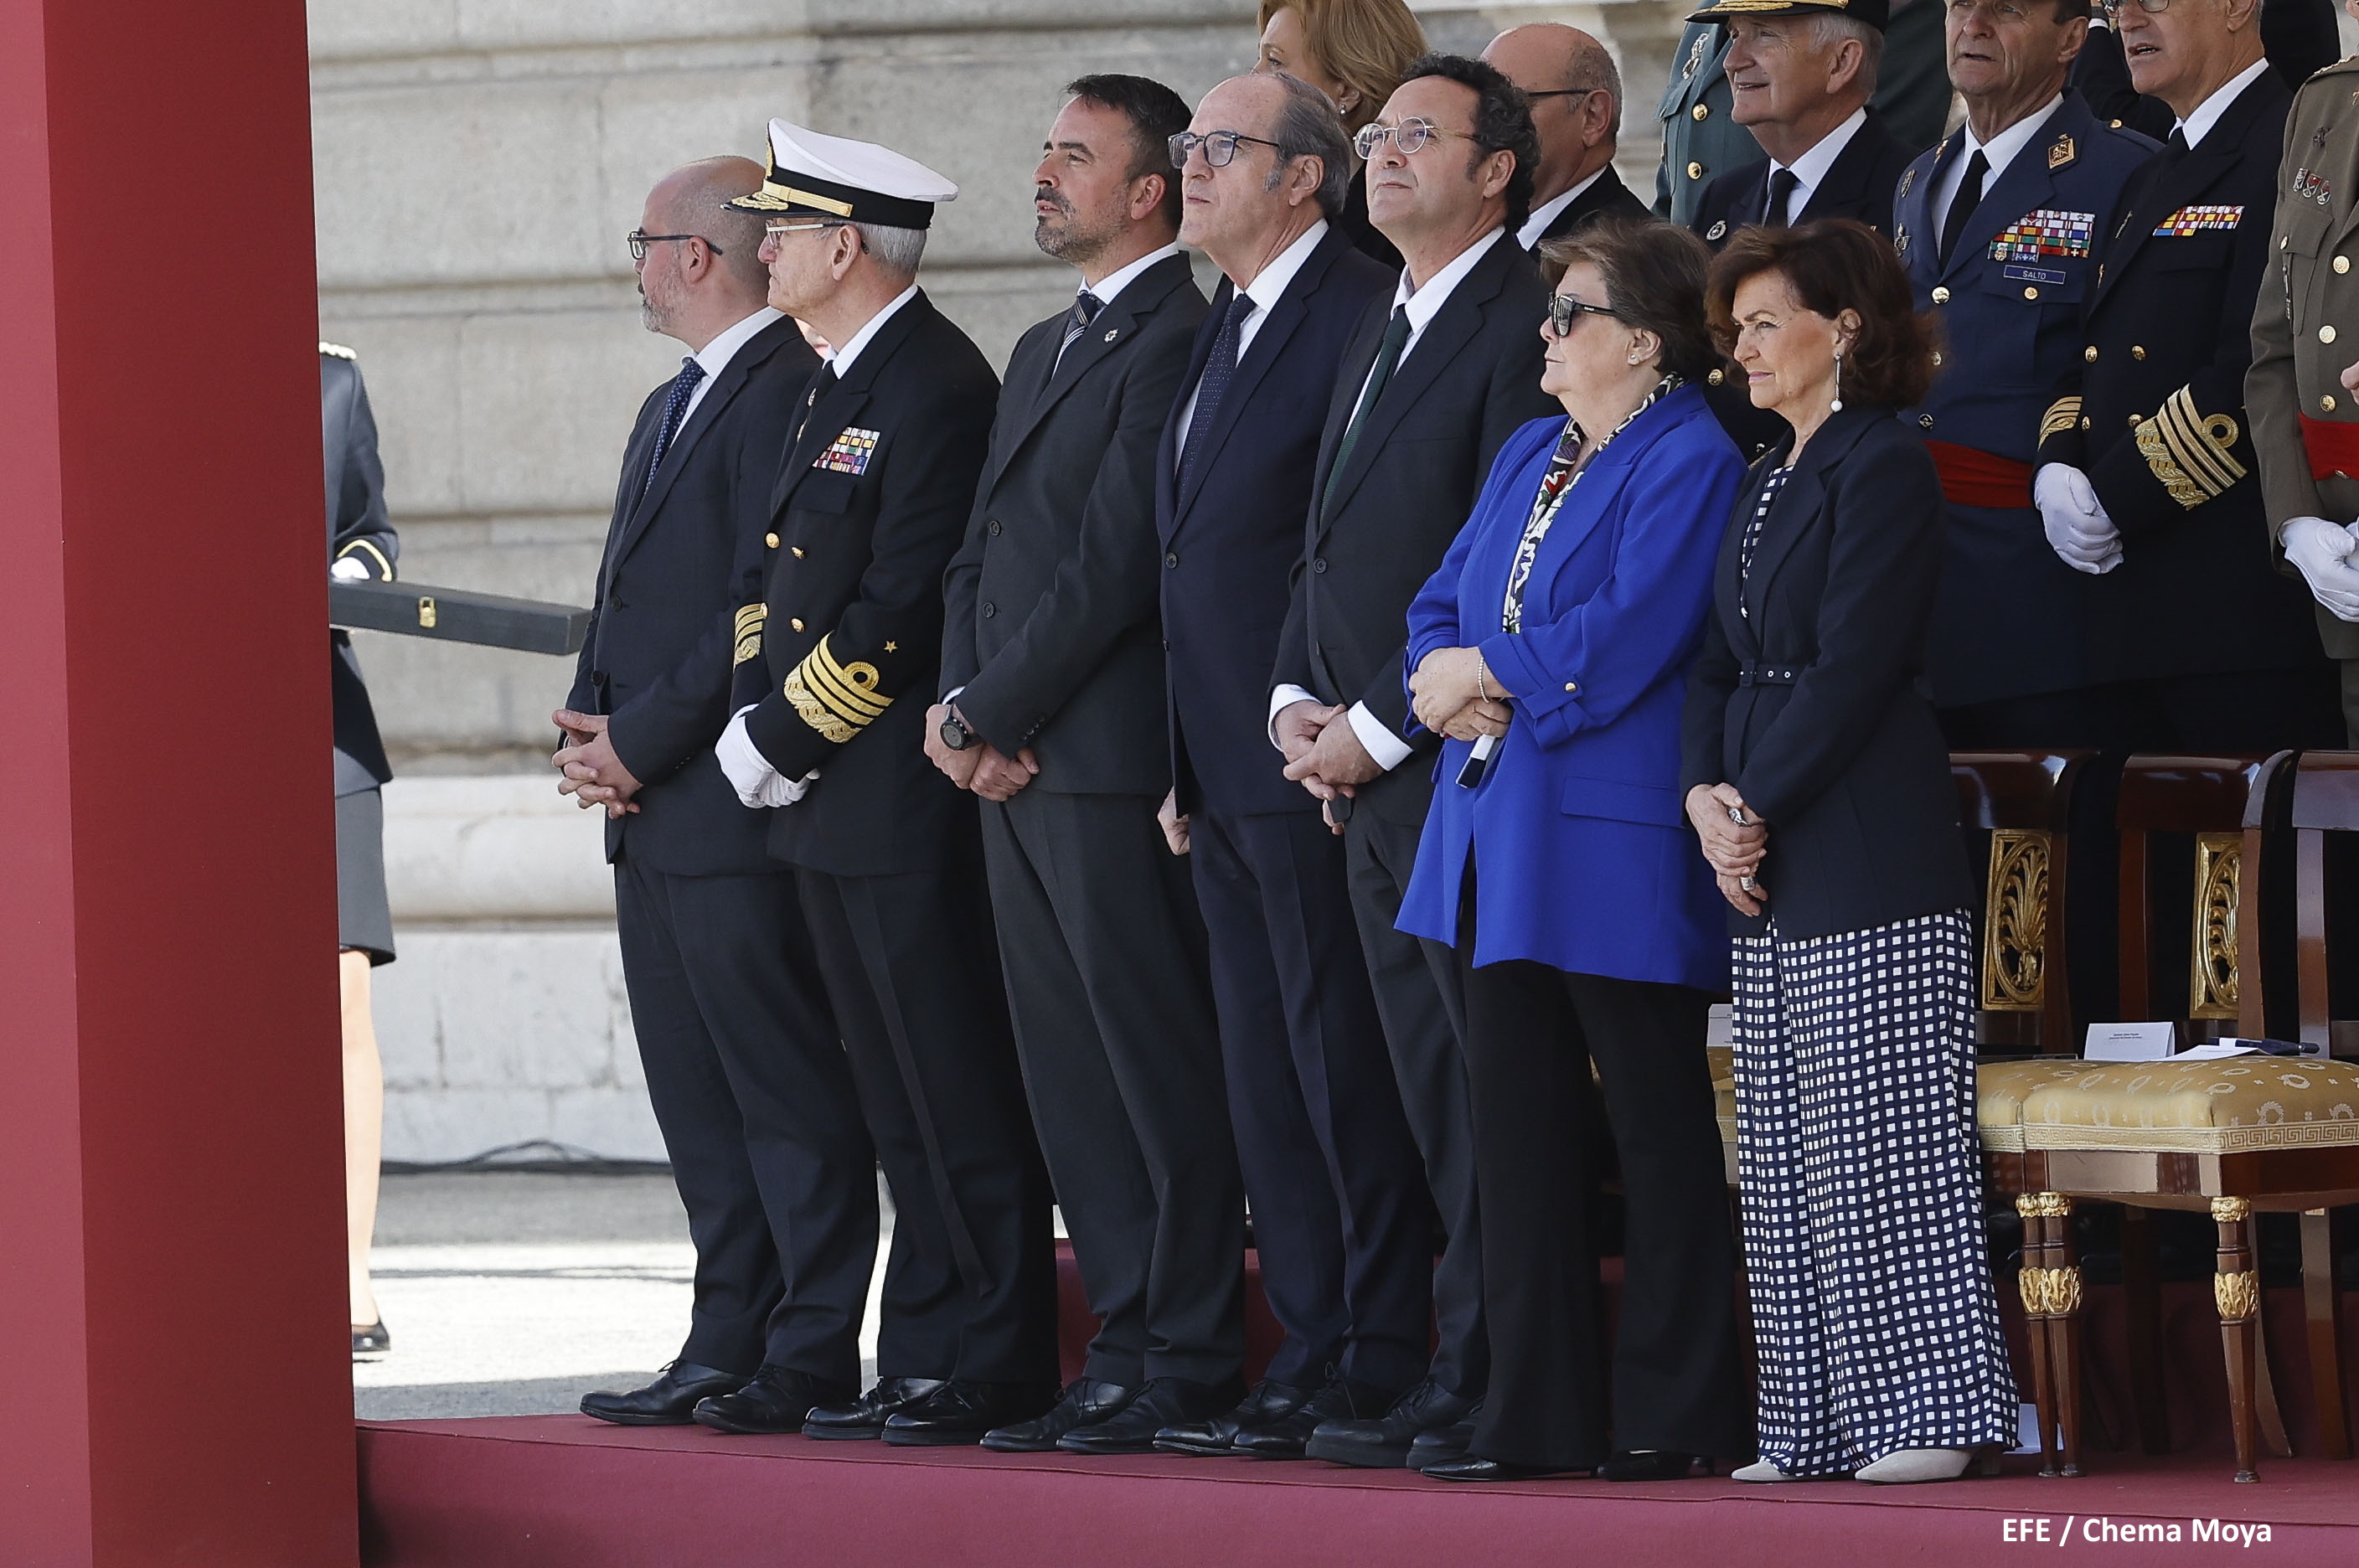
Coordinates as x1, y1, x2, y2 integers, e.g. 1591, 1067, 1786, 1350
1830, 346, 1845, 413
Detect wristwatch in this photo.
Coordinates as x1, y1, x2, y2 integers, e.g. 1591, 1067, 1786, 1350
939, 709, 977, 751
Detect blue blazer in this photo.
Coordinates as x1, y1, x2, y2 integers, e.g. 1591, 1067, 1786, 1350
1396, 389, 1742, 988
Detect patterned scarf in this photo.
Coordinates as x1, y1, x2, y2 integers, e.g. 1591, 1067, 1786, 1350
1500, 374, 1683, 632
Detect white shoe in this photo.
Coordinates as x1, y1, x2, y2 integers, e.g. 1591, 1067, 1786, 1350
1854, 1447, 1971, 1484
1731, 1460, 1796, 1483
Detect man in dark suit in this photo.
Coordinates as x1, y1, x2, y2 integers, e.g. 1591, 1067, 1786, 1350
549, 158, 864, 1429
711, 121, 1059, 1443
927, 75, 1246, 1455
1266, 54, 1556, 1471
2031, 0, 2337, 748
1140, 70, 1422, 1461
1482, 23, 1650, 250
1690, 0, 1918, 249
2073, 0, 2338, 142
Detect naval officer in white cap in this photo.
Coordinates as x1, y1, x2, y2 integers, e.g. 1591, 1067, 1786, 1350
702, 121, 1061, 1446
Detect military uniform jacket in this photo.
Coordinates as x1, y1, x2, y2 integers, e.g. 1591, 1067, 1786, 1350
568, 313, 821, 875
732, 292, 1000, 875
939, 254, 1206, 795
1656, 23, 1751, 227
324, 345, 398, 795
1693, 109, 1919, 247
1894, 91, 2159, 705
2036, 68, 2320, 683
2248, 54, 2359, 661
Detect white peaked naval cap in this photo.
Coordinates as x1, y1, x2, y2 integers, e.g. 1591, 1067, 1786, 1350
725, 119, 959, 230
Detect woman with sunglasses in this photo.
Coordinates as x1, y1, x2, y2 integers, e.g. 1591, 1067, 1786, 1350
1395, 214, 1748, 1483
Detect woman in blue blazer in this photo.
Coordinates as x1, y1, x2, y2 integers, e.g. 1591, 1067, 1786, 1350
1396, 217, 1747, 1483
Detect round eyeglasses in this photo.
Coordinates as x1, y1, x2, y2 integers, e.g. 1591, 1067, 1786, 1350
1168, 129, 1287, 169
1353, 117, 1475, 160
628, 230, 724, 261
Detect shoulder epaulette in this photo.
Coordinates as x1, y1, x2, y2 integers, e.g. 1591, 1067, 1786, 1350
320, 341, 357, 359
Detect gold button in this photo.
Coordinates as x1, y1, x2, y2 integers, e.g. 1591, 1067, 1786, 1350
1691, 104, 1710, 121
1931, 286, 1951, 304
2083, 346, 2098, 362
1931, 350, 1943, 367
1687, 161, 1703, 179
2325, 325, 2340, 344
792, 545, 806, 557
2079, 415, 2091, 431
2023, 286, 2041, 300
2109, 119, 2123, 128
764, 532, 779, 548
790, 617, 806, 632
1564, 682, 1578, 693
1707, 367, 1725, 385
2339, 256, 2352, 274
2132, 346, 2146, 360
2129, 413, 2144, 428
2325, 395, 2340, 413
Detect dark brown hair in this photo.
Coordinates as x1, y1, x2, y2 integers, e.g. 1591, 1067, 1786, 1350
1705, 218, 1939, 410
1536, 214, 1718, 384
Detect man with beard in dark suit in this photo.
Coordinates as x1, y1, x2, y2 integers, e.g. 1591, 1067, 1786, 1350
1267, 53, 1556, 1471
710, 121, 1059, 1445
550, 157, 863, 1429
928, 75, 1247, 1455
1483, 23, 1649, 250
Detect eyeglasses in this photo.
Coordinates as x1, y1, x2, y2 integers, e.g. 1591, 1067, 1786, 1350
1352, 117, 1475, 159
763, 219, 844, 240
1168, 129, 1287, 169
628, 230, 724, 261
2097, 0, 2171, 15
1545, 294, 1620, 337
1523, 88, 1603, 106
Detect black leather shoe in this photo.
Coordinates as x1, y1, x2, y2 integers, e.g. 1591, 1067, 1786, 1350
1596, 1449, 1704, 1482
691, 1364, 857, 1436
802, 1377, 948, 1441
1153, 1378, 1315, 1457
351, 1322, 390, 1360
1307, 1375, 1479, 1468
581, 1361, 744, 1426
982, 1379, 1140, 1452
882, 1380, 1061, 1447
1058, 1375, 1247, 1456
1235, 1376, 1398, 1460
1409, 1409, 1479, 1471
1423, 1454, 1577, 1482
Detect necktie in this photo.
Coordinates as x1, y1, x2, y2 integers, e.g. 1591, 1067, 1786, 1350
1322, 306, 1412, 521
795, 362, 838, 446
1177, 292, 1257, 496
641, 357, 706, 500
1055, 289, 1105, 371
1936, 148, 1989, 270
2164, 127, 2191, 163
1764, 168, 1799, 229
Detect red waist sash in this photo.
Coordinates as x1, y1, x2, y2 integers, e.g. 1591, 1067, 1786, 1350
1924, 440, 2034, 510
2300, 414, 2359, 482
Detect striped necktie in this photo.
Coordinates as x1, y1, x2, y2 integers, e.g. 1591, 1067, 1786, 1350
1055, 289, 1105, 370
640, 357, 705, 501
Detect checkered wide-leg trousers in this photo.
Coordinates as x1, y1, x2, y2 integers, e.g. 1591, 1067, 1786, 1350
1732, 908, 2019, 1475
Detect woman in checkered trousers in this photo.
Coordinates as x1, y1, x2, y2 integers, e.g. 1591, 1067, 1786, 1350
1681, 220, 2020, 1485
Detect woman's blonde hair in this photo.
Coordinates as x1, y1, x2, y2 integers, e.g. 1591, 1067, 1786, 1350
1257, 0, 1427, 132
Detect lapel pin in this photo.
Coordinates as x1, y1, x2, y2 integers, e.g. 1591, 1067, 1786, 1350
1706, 219, 1727, 241
1104, 328, 1119, 342
2048, 134, 2075, 171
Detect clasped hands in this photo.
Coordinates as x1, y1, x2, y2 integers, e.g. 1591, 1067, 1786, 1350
2035, 464, 2122, 575
1685, 781, 1768, 916
552, 709, 642, 819
1407, 646, 1513, 742
922, 703, 1040, 802
1273, 700, 1385, 834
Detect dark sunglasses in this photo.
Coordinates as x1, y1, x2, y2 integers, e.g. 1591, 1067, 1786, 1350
1545, 294, 1619, 337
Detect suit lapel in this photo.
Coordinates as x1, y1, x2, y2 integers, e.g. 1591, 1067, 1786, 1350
771, 294, 929, 515
1739, 413, 1874, 622
1896, 138, 1954, 286
608, 317, 794, 585
1939, 142, 2058, 285
1006, 255, 1190, 464
1174, 251, 1322, 521
1800, 114, 1882, 223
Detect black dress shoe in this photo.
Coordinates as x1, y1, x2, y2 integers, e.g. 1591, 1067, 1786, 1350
802, 1377, 948, 1441
881, 1380, 1061, 1447
1422, 1454, 1577, 1482
1409, 1410, 1479, 1471
581, 1361, 744, 1426
351, 1322, 390, 1360
1153, 1378, 1314, 1457
1306, 1375, 1478, 1468
1058, 1375, 1247, 1456
692, 1364, 857, 1436
1596, 1449, 1704, 1482
982, 1379, 1139, 1452
1235, 1376, 1398, 1460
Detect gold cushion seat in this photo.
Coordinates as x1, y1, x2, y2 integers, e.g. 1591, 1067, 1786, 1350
2020, 1058, 2359, 1154
1978, 1060, 2096, 1153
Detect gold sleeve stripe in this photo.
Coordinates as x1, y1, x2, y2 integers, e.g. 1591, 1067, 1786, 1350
2040, 396, 2083, 443
782, 636, 890, 743
335, 539, 395, 581
2136, 386, 2247, 510
732, 604, 766, 668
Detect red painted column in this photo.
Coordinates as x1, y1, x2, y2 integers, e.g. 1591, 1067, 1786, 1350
0, 2, 359, 1562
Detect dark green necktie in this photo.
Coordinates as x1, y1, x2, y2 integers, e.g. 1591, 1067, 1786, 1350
1322, 305, 1412, 520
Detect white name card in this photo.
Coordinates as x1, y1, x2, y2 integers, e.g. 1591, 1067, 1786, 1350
2084, 1022, 2177, 1062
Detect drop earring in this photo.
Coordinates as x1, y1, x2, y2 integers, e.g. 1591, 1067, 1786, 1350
1830, 345, 1845, 413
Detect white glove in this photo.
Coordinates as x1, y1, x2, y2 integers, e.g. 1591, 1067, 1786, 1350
329, 555, 372, 582
2036, 463, 2122, 574
2282, 515, 2359, 622
717, 706, 815, 807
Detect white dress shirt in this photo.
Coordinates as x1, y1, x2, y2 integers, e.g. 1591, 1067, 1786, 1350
823, 281, 920, 377
1517, 169, 1604, 250
1932, 95, 2065, 250
1768, 106, 1867, 224
2178, 57, 2271, 150
1266, 226, 1508, 773
1173, 219, 1331, 453
681, 306, 786, 425
1085, 241, 1185, 309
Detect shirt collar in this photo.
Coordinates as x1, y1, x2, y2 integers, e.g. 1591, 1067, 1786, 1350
1232, 218, 1331, 316
1964, 93, 2065, 180
824, 283, 920, 377
693, 307, 786, 382
1517, 168, 1604, 250
1084, 242, 1184, 310
2176, 58, 2270, 149
1393, 226, 1505, 333
1775, 106, 1868, 193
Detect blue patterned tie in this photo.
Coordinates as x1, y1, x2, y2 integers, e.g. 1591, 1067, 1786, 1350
1177, 291, 1257, 496
641, 357, 705, 501
1055, 289, 1105, 371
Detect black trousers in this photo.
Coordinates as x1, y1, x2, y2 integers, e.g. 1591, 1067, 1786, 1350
1456, 903, 1747, 1469
794, 848, 1059, 1385
979, 788, 1244, 1385
612, 854, 872, 1385
1344, 805, 1484, 1400
1190, 804, 1429, 1393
